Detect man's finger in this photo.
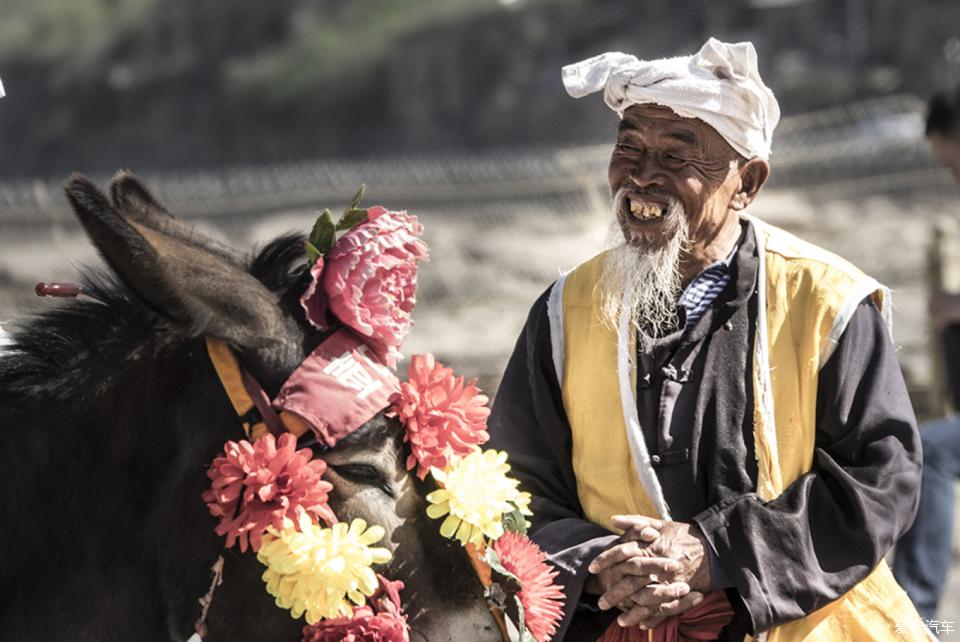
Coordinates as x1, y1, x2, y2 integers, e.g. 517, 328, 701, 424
594, 555, 683, 594
589, 541, 639, 573
598, 576, 688, 611
589, 542, 679, 574
596, 575, 650, 611
622, 525, 660, 543
628, 582, 691, 607
617, 604, 651, 627
611, 514, 664, 532
600, 581, 689, 612
623, 591, 705, 629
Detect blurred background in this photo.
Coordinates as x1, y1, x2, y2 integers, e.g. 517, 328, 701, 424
1, 0, 960, 610
3, 0, 960, 405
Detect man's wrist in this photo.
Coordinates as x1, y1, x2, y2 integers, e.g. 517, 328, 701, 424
690, 525, 714, 592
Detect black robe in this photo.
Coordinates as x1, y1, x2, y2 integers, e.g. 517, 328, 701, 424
487, 223, 921, 641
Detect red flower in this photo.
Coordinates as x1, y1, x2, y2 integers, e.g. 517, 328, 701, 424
372, 576, 406, 616
301, 576, 409, 642
203, 432, 336, 552
391, 353, 490, 479
493, 532, 565, 642
299, 206, 428, 368
299, 256, 326, 329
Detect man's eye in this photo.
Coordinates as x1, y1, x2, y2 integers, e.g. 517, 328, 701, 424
616, 143, 642, 154
663, 153, 685, 163
329, 463, 395, 497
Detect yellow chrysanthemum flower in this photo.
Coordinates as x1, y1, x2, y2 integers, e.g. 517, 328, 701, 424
257, 518, 392, 624
426, 448, 533, 547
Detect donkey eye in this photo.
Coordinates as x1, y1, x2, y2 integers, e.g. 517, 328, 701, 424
329, 463, 394, 498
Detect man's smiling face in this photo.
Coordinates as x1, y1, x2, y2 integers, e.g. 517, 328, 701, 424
607, 104, 746, 252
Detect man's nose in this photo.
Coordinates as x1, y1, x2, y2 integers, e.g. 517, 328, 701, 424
627, 159, 666, 189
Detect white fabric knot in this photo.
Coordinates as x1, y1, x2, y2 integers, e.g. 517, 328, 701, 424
562, 38, 780, 160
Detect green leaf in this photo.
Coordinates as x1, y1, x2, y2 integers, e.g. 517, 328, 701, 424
484, 549, 533, 641
347, 183, 366, 211
514, 596, 537, 642
304, 241, 323, 266
309, 209, 336, 254
336, 207, 368, 232
308, 211, 326, 246
502, 502, 529, 535
483, 548, 521, 587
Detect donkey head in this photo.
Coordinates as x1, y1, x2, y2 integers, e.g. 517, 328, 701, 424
61, 173, 501, 641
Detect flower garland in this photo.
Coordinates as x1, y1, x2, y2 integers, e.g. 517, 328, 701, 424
302, 576, 409, 642
393, 355, 562, 641
299, 185, 428, 368
426, 448, 531, 547
258, 519, 392, 623
203, 432, 335, 553
391, 353, 490, 479
491, 532, 566, 642
203, 190, 564, 642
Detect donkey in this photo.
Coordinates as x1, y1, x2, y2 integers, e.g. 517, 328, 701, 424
0, 173, 503, 641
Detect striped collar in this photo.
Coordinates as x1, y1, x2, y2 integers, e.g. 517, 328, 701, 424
677, 242, 739, 328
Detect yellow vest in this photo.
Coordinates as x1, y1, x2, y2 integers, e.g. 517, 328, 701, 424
549, 216, 924, 641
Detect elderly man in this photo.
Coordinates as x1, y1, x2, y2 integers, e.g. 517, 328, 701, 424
488, 39, 927, 641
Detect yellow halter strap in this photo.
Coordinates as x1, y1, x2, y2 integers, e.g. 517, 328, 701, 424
205, 338, 310, 441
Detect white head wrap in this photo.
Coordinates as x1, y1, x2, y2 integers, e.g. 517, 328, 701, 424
562, 38, 780, 160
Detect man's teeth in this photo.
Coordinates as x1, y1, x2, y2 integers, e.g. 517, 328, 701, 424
629, 201, 664, 220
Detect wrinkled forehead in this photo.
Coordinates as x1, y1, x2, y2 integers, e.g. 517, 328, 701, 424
619, 103, 741, 158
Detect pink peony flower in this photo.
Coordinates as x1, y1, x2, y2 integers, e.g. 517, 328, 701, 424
299, 256, 326, 330
299, 206, 428, 368
493, 532, 565, 642
203, 432, 336, 553
301, 576, 409, 642
391, 353, 491, 479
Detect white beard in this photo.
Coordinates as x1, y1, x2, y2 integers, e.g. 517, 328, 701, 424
600, 194, 688, 337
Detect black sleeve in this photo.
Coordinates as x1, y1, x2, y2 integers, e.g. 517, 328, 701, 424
693, 299, 922, 634
487, 287, 618, 640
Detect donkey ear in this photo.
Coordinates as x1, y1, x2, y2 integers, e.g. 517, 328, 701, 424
65, 174, 302, 383
109, 170, 171, 221
108, 170, 233, 258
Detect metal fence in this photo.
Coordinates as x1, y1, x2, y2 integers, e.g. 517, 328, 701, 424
1, 94, 958, 402
0, 95, 947, 219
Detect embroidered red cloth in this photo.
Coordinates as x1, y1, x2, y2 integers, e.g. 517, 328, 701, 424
596, 591, 734, 642
274, 330, 400, 446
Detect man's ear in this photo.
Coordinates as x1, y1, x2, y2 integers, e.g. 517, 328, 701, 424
64, 174, 303, 387
730, 159, 770, 211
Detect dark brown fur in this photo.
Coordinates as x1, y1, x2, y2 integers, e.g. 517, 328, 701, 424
0, 174, 499, 641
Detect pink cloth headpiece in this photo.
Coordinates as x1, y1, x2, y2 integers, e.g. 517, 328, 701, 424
274, 330, 400, 447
